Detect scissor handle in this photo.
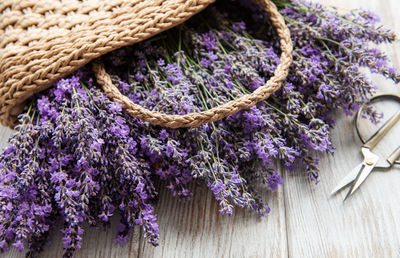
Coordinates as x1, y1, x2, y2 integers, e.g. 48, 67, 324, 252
356, 93, 400, 149
387, 146, 400, 166
363, 109, 400, 149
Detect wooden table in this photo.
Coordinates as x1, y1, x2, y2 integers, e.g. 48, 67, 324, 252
1, 0, 400, 257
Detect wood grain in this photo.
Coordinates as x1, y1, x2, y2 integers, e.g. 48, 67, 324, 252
284, 1, 400, 257
0, 0, 399, 257
138, 182, 287, 258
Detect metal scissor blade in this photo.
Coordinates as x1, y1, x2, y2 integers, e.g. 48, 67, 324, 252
343, 148, 379, 201
330, 162, 364, 195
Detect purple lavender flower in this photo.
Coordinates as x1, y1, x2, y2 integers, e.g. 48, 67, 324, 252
0, 0, 399, 256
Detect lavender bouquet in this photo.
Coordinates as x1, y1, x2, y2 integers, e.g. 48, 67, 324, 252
0, 0, 398, 257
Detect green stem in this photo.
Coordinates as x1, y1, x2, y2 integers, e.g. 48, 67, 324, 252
318, 39, 339, 63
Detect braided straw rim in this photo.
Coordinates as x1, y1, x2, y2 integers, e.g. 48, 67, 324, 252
0, 0, 216, 128
93, 0, 293, 128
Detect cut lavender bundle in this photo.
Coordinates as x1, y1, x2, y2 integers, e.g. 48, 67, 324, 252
0, 0, 399, 256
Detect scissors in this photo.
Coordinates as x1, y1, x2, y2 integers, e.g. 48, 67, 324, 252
331, 93, 400, 201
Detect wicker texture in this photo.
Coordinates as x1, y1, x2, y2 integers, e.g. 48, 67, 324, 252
0, 0, 292, 129
0, 0, 215, 127
93, 0, 292, 128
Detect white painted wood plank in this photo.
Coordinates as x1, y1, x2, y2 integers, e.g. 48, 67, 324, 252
284, 0, 400, 257
0, 212, 141, 258
139, 181, 287, 258
1, 0, 399, 257
38, 219, 141, 258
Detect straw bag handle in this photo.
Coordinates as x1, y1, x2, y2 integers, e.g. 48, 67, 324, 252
92, 0, 293, 128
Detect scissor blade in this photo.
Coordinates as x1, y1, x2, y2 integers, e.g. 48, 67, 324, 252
330, 162, 364, 195
343, 148, 379, 201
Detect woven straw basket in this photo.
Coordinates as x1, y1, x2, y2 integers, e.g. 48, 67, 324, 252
0, 0, 292, 129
